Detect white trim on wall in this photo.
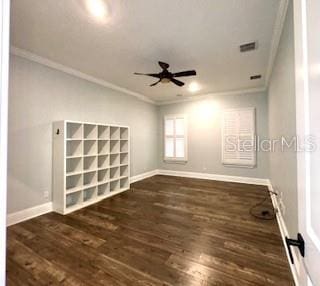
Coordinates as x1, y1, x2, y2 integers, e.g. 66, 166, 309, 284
157, 87, 267, 106
11, 47, 269, 107
7, 169, 271, 226
0, 0, 10, 284
268, 182, 300, 286
9, 1, 289, 109
130, 170, 159, 184
157, 169, 270, 186
265, 0, 290, 86
6, 202, 53, 227
10, 46, 156, 105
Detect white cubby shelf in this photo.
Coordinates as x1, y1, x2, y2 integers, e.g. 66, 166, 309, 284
53, 120, 130, 214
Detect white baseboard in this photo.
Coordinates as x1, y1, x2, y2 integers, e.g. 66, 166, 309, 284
6, 170, 159, 227
268, 181, 300, 286
5, 171, 270, 227
158, 169, 270, 186
130, 169, 159, 184
7, 202, 53, 227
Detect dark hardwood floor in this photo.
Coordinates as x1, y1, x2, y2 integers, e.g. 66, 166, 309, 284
6, 175, 294, 285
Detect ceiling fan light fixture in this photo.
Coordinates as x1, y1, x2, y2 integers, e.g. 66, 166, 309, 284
86, 0, 109, 21
160, 78, 171, 83
189, 82, 200, 93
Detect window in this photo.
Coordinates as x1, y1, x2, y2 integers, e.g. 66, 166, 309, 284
164, 115, 187, 161
222, 108, 256, 167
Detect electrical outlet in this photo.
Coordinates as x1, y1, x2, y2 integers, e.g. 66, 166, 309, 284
44, 191, 49, 199
203, 166, 207, 171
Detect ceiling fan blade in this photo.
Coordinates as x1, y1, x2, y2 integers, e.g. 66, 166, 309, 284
134, 72, 161, 78
150, 80, 161, 87
158, 61, 170, 70
172, 70, 197, 77
171, 78, 185, 87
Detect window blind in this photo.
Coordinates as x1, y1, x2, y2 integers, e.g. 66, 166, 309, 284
222, 108, 256, 167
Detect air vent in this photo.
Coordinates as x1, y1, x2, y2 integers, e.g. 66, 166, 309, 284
250, 75, 262, 80
240, 42, 256, 52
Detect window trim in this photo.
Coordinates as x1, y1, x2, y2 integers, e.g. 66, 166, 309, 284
163, 114, 188, 162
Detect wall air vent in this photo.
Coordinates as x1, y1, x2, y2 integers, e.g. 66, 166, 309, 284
240, 42, 256, 52
250, 75, 262, 80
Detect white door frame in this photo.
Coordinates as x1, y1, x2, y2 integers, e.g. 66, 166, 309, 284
294, 0, 320, 285
0, 0, 10, 285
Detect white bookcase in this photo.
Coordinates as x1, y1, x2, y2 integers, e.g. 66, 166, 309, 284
53, 120, 130, 214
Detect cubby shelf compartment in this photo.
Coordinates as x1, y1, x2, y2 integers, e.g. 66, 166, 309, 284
120, 178, 129, 189
98, 140, 109, 154
120, 165, 128, 177
120, 127, 129, 140
67, 140, 82, 157
110, 140, 120, 153
98, 169, 109, 183
67, 122, 82, 139
98, 155, 109, 169
84, 156, 97, 171
120, 140, 128, 153
110, 167, 120, 180
110, 154, 120, 166
98, 125, 109, 139
66, 191, 82, 208
84, 124, 97, 139
83, 187, 96, 203
66, 174, 82, 191
120, 153, 128, 165
84, 171, 97, 187
98, 183, 109, 196
66, 157, 82, 174
110, 127, 120, 140
53, 120, 130, 215
84, 140, 97, 156
110, 180, 120, 192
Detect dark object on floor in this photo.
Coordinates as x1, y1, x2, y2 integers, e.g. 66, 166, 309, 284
249, 190, 277, 220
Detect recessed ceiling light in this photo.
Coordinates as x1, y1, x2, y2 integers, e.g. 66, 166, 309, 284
188, 82, 200, 93
85, 0, 108, 21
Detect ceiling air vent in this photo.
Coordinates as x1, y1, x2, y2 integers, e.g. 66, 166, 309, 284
250, 75, 262, 80
240, 42, 256, 52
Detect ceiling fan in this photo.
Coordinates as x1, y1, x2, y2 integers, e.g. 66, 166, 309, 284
134, 61, 196, 87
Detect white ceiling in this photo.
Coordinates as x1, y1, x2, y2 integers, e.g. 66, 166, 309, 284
10, 0, 280, 103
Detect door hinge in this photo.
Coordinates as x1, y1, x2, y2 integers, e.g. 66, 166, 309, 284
285, 233, 305, 264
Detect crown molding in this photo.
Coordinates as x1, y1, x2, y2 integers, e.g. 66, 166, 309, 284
156, 86, 267, 106
265, 0, 289, 86
10, 46, 156, 104
11, 45, 270, 107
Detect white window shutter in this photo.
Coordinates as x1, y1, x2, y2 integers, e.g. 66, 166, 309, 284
222, 108, 256, 167
164, 115, 188, 161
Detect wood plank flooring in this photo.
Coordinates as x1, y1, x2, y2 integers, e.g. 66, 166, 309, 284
6, 175, 294, 285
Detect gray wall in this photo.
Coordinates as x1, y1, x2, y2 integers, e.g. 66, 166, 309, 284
158, 92, 269, 179
268, 1, 297, 236
8, 55, 158, 213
